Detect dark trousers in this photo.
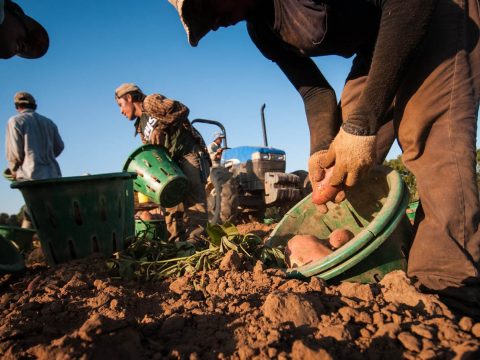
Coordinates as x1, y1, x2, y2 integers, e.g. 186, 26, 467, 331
164, 151, 208, 243
342, 0, 480, 301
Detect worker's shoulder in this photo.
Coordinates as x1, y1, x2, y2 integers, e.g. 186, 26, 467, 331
7, 111, 32, 126
33, 112, 58, 126
7, 114, 20, 124
144, 93, 166, 105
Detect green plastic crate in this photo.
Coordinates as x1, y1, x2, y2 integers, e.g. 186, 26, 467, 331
12, 172, 136, 265
0, 235, 25, 274
0, 225, 36, 253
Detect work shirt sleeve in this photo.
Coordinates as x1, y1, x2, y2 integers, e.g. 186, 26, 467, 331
208, 142, 217, 162
143, 94, 190, 130
5, 118, 24, 172
247, 21, 340, 154
52, 122, 64, 157
208, 142, 216, 156
345, 0, 438, 135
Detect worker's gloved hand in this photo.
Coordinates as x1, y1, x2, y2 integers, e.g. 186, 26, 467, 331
308, 151, 346, 214
149, 127, 165, 146
317, 127, 376, 187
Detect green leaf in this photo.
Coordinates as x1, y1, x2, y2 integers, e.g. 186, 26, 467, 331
118, 260, 135, 279
244, 233, 262, 246
206, 223, 226, 246
175, 241, 196, 257
221, 222, 240, 238
258, 246, 286, 268
221, 236, 238, 253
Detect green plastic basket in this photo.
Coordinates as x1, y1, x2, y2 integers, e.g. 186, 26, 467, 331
0, 225, 36, 252
0, 235, 25, 274
123, 145, 189, 208
11, 172, 136, 265
267, 165, 412, 284
135, 219, 167, 241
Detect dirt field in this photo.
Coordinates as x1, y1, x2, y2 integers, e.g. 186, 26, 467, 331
1, 222, 479, 359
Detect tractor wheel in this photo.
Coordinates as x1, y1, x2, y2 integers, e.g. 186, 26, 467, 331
247, 208, 266, 223
291, 170, 312, 198
207, 167, 239, 224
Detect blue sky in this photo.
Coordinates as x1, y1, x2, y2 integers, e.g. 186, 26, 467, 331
0, 0, 473, 214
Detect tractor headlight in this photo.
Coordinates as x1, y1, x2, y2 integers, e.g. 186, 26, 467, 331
271, 154, 286, 161
252, 152, 270, 160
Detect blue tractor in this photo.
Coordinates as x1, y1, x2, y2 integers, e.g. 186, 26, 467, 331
192, 104, 311, 224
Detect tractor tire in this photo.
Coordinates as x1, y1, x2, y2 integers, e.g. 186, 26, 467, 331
291, 170, 312, 198
207, 167, 239, 224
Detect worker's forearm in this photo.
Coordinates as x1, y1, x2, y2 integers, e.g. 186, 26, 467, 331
302, 86, 340, 153
346, 0, 438, 135
6, 147, 23, 172
54, 130, 65, 157
8, 160, 20, 172
276, 59, 340, 154
6, 121, 25, 170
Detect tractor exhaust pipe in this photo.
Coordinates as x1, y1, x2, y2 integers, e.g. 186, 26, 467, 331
260, 103, 268, 147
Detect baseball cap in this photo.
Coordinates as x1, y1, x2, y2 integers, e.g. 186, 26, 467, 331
14, 91, 36, 106
213, 131, 225, 140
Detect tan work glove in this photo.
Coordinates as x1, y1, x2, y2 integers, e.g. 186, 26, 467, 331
308, 151, 346, 213
317, 127, 376, 187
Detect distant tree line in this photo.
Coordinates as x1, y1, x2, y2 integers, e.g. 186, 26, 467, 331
0, 213, 20, 226
0, 208, 23, 227
383, 156, 418, 202
384, 149, 480, 202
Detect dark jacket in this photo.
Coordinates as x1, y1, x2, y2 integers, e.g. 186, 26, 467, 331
247, 0, 438, 152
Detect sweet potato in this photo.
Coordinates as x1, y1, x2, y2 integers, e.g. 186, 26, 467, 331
311, 166, 342, 205
285, 234, 333, 268
328, 229, 354, 249
139, 211, 153, 221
